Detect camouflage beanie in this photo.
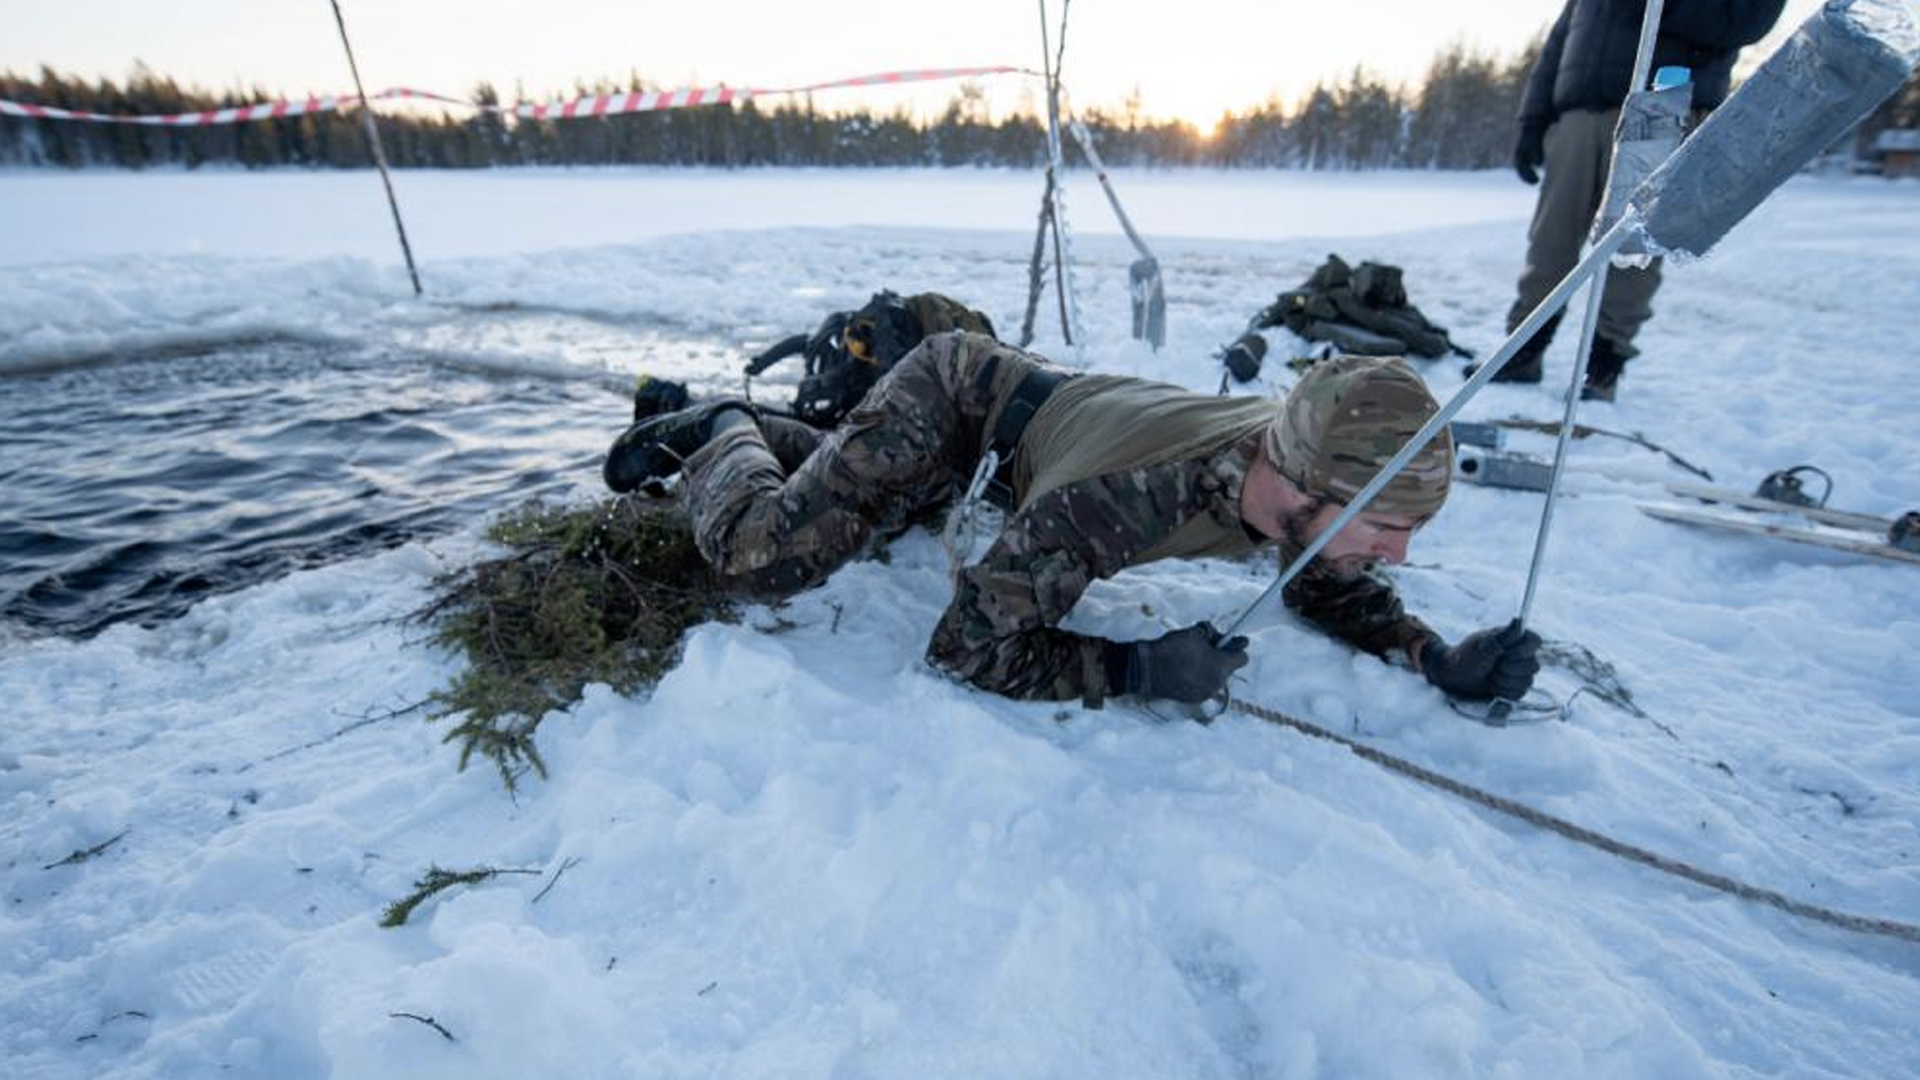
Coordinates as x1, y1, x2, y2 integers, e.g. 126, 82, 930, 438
1263, 355, 1452, 517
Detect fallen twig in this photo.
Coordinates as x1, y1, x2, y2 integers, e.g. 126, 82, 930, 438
73, 1010, 150, 1042
389, 1012, 456, 1042
259, 698, 432, 765
43, 830, 128, 870
1492, 417, 1713, 481
532, 856, 583, 904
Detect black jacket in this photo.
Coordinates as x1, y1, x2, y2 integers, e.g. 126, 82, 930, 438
1519, 0, 1788, 128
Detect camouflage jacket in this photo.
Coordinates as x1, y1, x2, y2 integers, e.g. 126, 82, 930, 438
925, 427, 1436, 705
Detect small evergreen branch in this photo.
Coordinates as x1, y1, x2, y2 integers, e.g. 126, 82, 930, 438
379, 864, 539, 928
416, 497, 742, 792
43, 830, 128, 870
388, 1012, 456, 1042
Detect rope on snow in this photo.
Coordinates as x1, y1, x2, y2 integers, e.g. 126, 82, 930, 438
1224, 696, 1920, 947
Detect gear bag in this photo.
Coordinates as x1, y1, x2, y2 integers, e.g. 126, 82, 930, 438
1255, 254, 1471, 360
634, 291, 997, 429
762, 290, 997, 427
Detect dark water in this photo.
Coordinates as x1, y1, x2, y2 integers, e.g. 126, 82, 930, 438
0, 340, 629, 638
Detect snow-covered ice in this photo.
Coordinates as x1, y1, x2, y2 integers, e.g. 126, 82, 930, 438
1, 165, 1916, 1079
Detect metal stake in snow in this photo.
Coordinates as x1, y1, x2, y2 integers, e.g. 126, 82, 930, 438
1222, 0, 1920, 644
1027, 0, 1086, 361
329, 0, 423, 297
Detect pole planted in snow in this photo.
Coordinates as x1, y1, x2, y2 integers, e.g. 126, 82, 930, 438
1036, 0, 1086, 358
329, 0, 423, 296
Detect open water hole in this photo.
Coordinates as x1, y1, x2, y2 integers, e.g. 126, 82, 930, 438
0, 338, 632, 638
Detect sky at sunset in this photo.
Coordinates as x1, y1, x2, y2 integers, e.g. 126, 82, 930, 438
1, 0, 1827, 129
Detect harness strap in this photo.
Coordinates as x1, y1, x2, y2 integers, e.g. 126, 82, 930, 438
989, 366, 1071, 456
984, 365, 1076, 507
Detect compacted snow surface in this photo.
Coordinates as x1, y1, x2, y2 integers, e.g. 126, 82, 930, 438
1, 166, 1916, 1079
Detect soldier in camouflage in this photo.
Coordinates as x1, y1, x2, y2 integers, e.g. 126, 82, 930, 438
604, 331, 1540, 708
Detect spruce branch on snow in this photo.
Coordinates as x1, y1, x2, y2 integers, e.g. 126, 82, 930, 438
379, 865, 540, 928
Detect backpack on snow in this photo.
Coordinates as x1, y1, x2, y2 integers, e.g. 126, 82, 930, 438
749, 290, 998, 427
1255, 254, 1472, 360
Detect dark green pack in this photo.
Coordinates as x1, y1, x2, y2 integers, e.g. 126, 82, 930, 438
636, 291, 997, 428
774, 290, 997, 426
1256, 254, 1470, 360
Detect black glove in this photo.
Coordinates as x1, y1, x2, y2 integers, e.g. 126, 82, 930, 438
1107, 622, 1250, 704
1513, 122, 1547, 185
1420, 619, 1542, 701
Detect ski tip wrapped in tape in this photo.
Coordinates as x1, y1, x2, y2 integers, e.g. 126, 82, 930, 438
1626, 0, 1920, 262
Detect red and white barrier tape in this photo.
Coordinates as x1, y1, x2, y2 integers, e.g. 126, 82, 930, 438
515, 85, 739, 121
0, 94, 349, 126
0, 65, 1028, 126
750, 65, 1026, 96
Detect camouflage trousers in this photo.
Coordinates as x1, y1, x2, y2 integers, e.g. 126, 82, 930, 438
681, 331, 1037, 595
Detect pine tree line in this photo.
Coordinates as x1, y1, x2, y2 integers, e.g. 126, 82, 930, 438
5, 42, 1914, 171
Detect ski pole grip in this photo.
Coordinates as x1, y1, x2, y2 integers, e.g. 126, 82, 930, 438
1626, 0, 1920, 260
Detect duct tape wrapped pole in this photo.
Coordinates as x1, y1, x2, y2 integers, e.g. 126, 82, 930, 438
328, 0, 423, 297
1222, 0, 1920, 645
1065, 111, 1167, 349
1630, 0, 1920, 260
1590, 0, 1688, 254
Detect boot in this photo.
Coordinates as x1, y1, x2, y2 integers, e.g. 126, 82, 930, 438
1580, 337, 1630, 402
603, 400, 756, 493
630, 375, 690, 421
1462, 313, 1558, 384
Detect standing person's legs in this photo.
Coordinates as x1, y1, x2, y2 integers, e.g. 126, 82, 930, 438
1508, 111, 1610, 339
1507, 109, 1662, 377
680, 332, 1017, 595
